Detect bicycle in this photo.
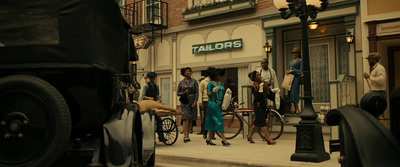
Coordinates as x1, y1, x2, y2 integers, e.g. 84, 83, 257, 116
216, 96, 284, 140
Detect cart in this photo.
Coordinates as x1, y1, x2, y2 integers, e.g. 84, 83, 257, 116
155, 110, 181, 145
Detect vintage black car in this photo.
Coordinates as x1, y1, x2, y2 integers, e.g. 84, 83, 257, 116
0, 0, 155, 166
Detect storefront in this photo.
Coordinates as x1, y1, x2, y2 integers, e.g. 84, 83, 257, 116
136, 17, 268, 108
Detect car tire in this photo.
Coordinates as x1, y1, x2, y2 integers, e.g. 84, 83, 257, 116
0, 75, 71, 167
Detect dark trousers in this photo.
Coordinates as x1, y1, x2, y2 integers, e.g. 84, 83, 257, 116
200, 101, 209, 133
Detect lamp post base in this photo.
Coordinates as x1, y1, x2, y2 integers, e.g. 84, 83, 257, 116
291, 123, 330, 162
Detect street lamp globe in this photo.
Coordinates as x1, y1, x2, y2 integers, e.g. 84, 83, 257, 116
263, 43, 272, 53
308, 0, 322, 7
273, 0, 288, 9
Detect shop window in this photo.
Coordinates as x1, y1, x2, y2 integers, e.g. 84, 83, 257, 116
221, 68, 238, 100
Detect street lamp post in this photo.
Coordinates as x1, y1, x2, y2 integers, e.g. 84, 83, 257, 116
273, 0, 330, 162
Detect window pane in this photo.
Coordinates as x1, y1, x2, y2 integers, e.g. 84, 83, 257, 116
161, 77, 171, 106
310, 44, 330, 103
337, 36, 349, 74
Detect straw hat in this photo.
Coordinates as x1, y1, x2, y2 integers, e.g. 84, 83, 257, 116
291, 47, 301, 53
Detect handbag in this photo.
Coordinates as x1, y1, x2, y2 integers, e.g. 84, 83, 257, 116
282, 74, 294, 91
179, 95, 189, 104
221, 88, 232, 110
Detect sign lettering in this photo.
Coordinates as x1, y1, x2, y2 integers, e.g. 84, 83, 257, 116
192, 39, 243, 54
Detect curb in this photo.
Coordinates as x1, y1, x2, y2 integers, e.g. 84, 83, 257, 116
156, 154, 289, 167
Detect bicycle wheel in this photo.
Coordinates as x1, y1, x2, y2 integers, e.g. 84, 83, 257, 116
258, 110, 284, 140
216, 113, 242, 139
161, 118, 178, 145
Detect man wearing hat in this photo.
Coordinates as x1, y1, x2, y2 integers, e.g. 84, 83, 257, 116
363, 52, 387, 98
141, 72, 162, 102
141, 72, 166, 142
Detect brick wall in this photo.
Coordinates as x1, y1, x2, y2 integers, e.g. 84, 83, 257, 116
124, 0, 275, 29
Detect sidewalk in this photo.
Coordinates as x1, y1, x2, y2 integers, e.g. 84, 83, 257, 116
155, 131, 340, 167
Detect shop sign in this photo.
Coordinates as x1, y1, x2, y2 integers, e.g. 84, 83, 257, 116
192, 39, 242, 54
133, 35, 151, 49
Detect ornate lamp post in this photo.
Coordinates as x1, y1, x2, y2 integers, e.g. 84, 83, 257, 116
273, 0, 330, 162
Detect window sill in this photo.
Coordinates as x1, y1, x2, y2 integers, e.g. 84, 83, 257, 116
182, 0, 256, 22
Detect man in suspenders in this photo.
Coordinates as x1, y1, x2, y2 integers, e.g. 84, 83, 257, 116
258, 58, 286, 120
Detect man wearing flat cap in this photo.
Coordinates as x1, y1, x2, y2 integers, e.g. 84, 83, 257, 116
363, 52, 387, 98
141, 72, 162, 102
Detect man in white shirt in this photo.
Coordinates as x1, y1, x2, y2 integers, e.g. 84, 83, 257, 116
258, 58, 286, 118
363, 52, 387, 99
198, 68, 216, 139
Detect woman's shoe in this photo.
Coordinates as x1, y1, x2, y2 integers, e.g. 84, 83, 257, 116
183, 137, 191, 143
247, 136, 255, 144
206, 139, 216, 145
221, 140, 231, 146
266, 139, 276, 145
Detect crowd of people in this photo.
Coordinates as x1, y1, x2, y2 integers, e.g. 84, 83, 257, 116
139, 47, 389, 147
140, 47, 307, 146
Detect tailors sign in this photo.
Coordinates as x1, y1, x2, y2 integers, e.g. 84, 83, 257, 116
192, 39, 242, 54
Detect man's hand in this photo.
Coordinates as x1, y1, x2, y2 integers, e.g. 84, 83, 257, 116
192, 101, 197, 108
363, 72, 370, 79
199, 102, 203, 109
159, 98, 162, 103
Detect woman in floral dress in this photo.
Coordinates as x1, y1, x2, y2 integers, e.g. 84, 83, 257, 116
177, 67, 198, 143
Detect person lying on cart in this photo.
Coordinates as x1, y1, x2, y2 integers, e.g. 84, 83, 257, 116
141, 72, 166, 142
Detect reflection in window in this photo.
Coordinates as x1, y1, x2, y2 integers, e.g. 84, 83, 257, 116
147, 0, 160, 23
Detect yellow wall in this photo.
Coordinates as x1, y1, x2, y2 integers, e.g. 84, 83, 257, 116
368, 0, 400, 15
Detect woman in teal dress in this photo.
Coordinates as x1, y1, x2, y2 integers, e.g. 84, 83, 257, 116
286, 48, 303, 114
204, 68, 231, 146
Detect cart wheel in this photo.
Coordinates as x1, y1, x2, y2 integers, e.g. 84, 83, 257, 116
161, 118, 178, 145
0, 75, 71, 167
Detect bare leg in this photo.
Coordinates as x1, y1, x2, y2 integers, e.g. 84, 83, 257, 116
294, 102, 300, 113
188, 120, 193, 137
207, 131, 213, 141
219, 132, 231, 145
248, 125, 258, 139
183, 120, 189, 139
261, 126, 276, 144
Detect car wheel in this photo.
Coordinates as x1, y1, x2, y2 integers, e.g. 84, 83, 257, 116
0, 75, 71, 167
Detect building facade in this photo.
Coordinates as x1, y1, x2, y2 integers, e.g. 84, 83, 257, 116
123, 0, 400, 132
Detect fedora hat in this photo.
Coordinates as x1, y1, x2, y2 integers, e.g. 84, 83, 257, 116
291, 47, 301, 53
365, 52, 381, 60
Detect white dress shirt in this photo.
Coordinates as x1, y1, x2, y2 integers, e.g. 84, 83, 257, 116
258, 68, 279, 89
198, 77, 211, 103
